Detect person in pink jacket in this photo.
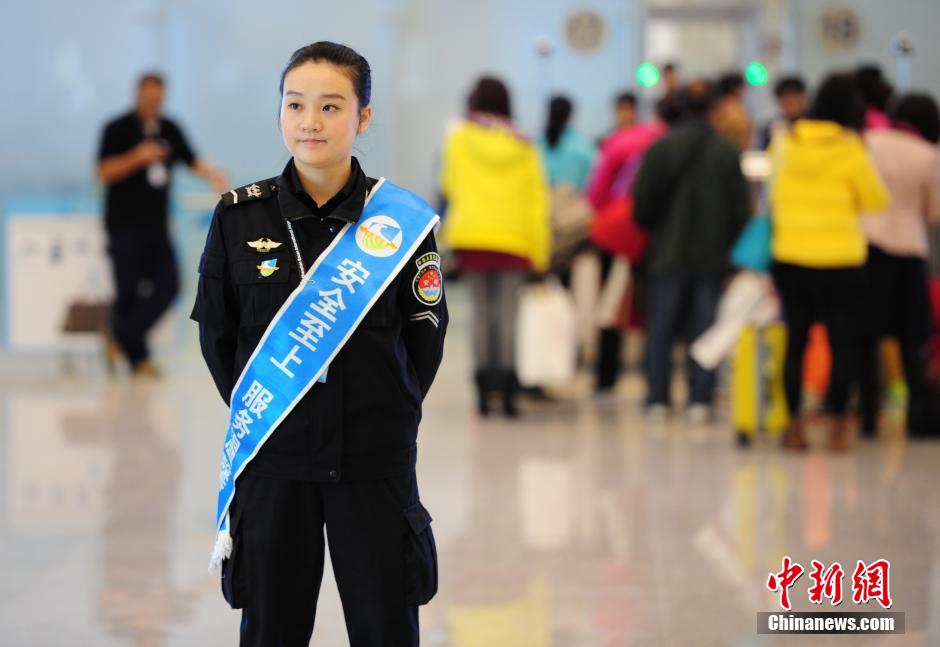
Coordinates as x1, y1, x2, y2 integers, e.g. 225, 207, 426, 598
585, 98, 677, 394
857, 92, 940, 437
586, 99, 675, 211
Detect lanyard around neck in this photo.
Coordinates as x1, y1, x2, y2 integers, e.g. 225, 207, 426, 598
281, 182, 375, 282
283, 219, 306, 277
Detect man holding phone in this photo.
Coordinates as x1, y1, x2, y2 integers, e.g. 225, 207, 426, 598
98, 73, 227, 377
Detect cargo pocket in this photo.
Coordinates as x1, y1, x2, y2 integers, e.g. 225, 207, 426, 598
220, 500, 247, 609
220, 534, 243, 609
232, 255, 293, 326
404, 501, 438, 606
191, 252, 227, 323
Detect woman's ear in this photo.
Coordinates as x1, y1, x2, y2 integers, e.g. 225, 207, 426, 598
357, 105, 373, 135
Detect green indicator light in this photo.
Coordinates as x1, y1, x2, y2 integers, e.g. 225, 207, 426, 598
636, 62, 660, 88
745, 61, 769, 86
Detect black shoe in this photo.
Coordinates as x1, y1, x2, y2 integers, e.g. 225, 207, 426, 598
474, 370, 492, 416
501, 370, 520, 418
860, 411, 877, 438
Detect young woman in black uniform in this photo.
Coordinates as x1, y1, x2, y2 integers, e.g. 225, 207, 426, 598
191, 42, 446, 646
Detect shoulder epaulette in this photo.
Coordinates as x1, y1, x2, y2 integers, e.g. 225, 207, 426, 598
221, 179, 278, 207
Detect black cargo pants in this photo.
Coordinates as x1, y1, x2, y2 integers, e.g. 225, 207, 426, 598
222, 469, 438, 646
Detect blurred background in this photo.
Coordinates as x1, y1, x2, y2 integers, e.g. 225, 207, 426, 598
2, 0, 940, 645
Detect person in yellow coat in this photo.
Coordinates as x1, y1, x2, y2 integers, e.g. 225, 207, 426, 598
439, 76, 551, 416
770, 72, 889, 451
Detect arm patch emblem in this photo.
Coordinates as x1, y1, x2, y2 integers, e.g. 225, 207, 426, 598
412, 254, 442, 306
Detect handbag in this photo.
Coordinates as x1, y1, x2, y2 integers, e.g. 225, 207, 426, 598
62, 300, 111, 334
589, 196, 649, 262
515, 278, 577, 386
593, 129, 711, 262
549, 183, 594, 273
730, 214, 773, 272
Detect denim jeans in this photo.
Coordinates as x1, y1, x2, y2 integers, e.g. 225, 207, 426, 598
644, 272, 722, 406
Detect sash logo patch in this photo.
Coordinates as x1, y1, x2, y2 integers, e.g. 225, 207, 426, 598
356, 215, 403, 257
412, 253, 442, 305
257, 259, 279, 277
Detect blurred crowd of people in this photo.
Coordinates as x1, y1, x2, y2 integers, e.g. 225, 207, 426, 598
437, 63, 940, 449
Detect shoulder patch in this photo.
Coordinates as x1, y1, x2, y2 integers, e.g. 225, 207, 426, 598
415, 252, 441, 269
221, 180, 277, 207
412, 253, 443, 306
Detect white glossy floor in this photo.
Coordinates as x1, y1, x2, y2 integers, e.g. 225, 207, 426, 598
1, 283, 938, 646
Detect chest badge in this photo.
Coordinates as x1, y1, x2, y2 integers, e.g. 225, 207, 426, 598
257, 259, 280, 278
247, 237, 283, 253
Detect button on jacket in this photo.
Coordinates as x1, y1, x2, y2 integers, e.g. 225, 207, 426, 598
191, 158, 448, 482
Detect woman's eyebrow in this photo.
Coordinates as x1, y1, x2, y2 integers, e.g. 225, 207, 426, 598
283, 90, 348, 101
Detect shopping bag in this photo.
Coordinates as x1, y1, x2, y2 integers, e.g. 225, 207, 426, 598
595, 258, 631, 328
730, 215, 772, 272
589, 196, 649, 263
802, 324, 831, 397
928, 276, 940, 376
568, 252, 601, 352
549, 183, 593, 274
690, 271, 777, 370
62, 300, 111, 334
515, 279, 577, 386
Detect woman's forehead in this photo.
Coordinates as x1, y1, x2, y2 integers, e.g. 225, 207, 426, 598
283, 61, 354, 97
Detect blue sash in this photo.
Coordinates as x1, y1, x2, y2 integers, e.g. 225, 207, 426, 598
209, 178, 439, 570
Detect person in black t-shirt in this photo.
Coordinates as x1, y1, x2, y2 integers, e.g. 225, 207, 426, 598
97, 73, 227, 376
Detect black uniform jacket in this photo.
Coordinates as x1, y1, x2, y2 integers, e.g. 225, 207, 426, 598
191, 158, 448, 482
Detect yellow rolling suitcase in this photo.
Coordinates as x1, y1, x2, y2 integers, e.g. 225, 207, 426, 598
731, 324, 789, 444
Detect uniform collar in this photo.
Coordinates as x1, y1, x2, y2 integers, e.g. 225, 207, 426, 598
276, 157, 367, 223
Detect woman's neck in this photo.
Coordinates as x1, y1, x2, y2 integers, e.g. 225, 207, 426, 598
294, 158, 352, 207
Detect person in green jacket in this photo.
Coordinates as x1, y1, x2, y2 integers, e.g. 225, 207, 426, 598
633, 80, 751, 423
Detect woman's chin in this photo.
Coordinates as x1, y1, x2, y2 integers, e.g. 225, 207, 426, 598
292, 150, 337, 168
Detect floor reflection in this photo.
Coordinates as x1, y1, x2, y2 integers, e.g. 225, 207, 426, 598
0, 285, 938, 645
95, 382, 196, 647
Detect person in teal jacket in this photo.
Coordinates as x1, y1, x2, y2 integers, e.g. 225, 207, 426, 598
538, 95, 595, 190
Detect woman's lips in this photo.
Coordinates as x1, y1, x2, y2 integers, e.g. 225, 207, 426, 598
299, 138, 326, 145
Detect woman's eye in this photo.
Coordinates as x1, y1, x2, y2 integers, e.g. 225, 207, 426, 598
288, 102, 301, 111
322, 104, 339, 112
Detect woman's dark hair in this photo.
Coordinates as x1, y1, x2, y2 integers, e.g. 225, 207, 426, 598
807, 72, 865, 131
679, 79, 715, 119
717, 73, 744, 98
774, 75, 806, 97
279, 42, 371, 107
655, 95, 682, 125
137, 72, 165, 89
545, 96, 572, 148
616, 92, 637, 108
891, 92, 940, 144
856, 64, 893, 112
467, 77, 511, 119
